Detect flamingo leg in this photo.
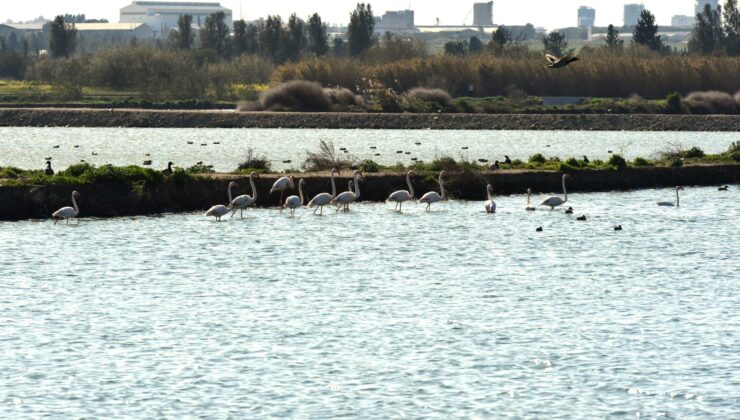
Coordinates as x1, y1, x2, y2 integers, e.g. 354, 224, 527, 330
240, 209, 244, 219
426, 203, 431, 211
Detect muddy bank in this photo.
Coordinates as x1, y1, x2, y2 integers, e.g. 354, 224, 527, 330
1, 108, 739, 131
1, 165, 737, 221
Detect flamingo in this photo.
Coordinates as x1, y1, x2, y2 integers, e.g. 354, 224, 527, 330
418, 170, 447, 210
230, 172, 259, 219
485, 184, 496, 214
331, 170, 363, 212
525, 188, 536, 211
307, 169, 339, 215
205, 182, 236, 221
283, 179, 306, 217
387, 170, 415, 212
657, 186, 684, 207
541, 174, 570, 210
270, 175, 294, 209
52, 191, 80, 224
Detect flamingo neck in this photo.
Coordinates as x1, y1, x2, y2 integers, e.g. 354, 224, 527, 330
487, 187, 493, 201
406, 172, 414, 198
562, 177, 568, 203
72, 193, 79, 216
249, 174, 257, 201
227, 184, 234, 206
527, 192, 531, 205
439, 174, 446, 199
331, 171, 337, 197
676, 189, 680, 207
353, 174, 361, 199
298, 182, 304, 204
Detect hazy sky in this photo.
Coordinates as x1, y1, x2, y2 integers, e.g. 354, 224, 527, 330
0, 1, 717, 29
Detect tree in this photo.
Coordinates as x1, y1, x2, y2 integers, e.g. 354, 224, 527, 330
542, 31, 569, 56
490, 25, 511, 54
604, 24, 624, 48
286, 14, 307, 62
170, 15, 194, 50
307, 13, 329, 57
48, 15, 77, 58
689, 4, 724, 54
632, 9, 665, 51
233, 19, 248, 55
723, 0, 740, 55
200, 12, 231, 57
348, 3, 375, 56
332, 37, 347, 57
468, 36, 483, 54
261, 15, 286, 63
444, 39, 468, 55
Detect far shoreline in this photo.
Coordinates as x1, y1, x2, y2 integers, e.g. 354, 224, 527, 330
0, 108, 739, 131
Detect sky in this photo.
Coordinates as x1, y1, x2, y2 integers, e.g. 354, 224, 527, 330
0, 1, 718, 29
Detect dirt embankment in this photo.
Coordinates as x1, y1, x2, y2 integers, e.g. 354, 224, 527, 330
1, 165, 737, 221
1, 108, 739, 131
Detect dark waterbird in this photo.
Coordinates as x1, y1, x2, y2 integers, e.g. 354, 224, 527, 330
582, 155, 589, 163
536, 227, 543, 232
565, 207, 574, 214
545, 54, 579, 68
143, 160, 152, 166
44, 161, 54, 176
718, 185, 729, 191
504, 155, 512, 164
576, 215, 587, 221
162, 162, 174, 175
614, 225, 623, 231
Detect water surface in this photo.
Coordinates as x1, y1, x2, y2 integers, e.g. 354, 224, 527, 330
1, 187, 738, 417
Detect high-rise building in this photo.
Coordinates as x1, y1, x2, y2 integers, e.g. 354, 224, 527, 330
695, 0, 719, 16
120, 1, 233, 36
671, 15, 695, 27
577, 6, 595, 28
624, 3, 645, 27
375, 10, 415, 33
473, 2, 494, 27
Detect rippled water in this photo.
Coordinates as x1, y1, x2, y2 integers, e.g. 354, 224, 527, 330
1, 186, 738, 417
0, 127, 736, 172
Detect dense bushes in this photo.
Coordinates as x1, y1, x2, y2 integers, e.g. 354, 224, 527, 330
259, 80, 331, 111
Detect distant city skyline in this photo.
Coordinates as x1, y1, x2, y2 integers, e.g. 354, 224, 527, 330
0, 1, 726, 29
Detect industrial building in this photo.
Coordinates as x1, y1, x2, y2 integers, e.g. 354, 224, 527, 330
119, 1, 232, 37
375, 10, 415, 33
577, 6, 595, 28
473, 2, 494, 27
623, 3, 645, 27
671, 15, 695, 27
695, 0, 719, 15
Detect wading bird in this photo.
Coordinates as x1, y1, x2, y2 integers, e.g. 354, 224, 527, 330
45, 161, 54, 176
418, 171, 447, 211
270, 175, 295, 209
387, 170, 415, 212
205, 182, 236, 221
230, 172, 259, 219
657, 186, 684, 207
485, 184, 496, 214
284, 179, 306, 218
307, 169, 339, 215
541, 174, 570, 210
525, 188, 536, 211
545, 54, 579, 68
52, 191, 80, 224
331, 170, 363, 212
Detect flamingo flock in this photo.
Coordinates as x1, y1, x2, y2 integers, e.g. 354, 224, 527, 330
48, 170, 702, 225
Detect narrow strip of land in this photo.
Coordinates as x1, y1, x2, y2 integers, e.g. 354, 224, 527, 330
1, 108, 739, 131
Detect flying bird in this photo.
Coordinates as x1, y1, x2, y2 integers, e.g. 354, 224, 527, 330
545, 54, 579, 68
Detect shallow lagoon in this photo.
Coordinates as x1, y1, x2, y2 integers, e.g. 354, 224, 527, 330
1, 186, 738, 417
0, 127, 736, 172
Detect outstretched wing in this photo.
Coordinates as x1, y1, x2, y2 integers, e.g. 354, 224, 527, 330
545, 54, 558, 64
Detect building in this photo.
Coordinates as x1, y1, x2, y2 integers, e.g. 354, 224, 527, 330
473, 2, 494, 27
577, 6, 595, 28
695, 0, 719, 15
671, 15, 695, 27
76, 23, 155, 39
624, 3, 645, 27
375, 10, 415, 33
120, 1, 232, 37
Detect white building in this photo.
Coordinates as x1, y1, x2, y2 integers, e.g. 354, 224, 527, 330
375, 10, 415, 34
624, 3, 645, 27
577, 6, 595, 28
120, 1, 232, 37
672, 15, 695, 27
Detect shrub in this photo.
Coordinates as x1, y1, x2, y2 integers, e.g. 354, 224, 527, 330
608, 154, 628, 170
359, 159, 380, 173
302, 140, 354, 172
685, 90, 737, 113
666, 92, 682, 113
324, 87, 364, 107
529, 153, 546, 164
683, 146, 705, 159
259, 80, 331, 111
632, 157, 652, 166
406, 88, 451, 106
186, 163, 215, 173
236, 148, 272, 172
565, 157, 581, 168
